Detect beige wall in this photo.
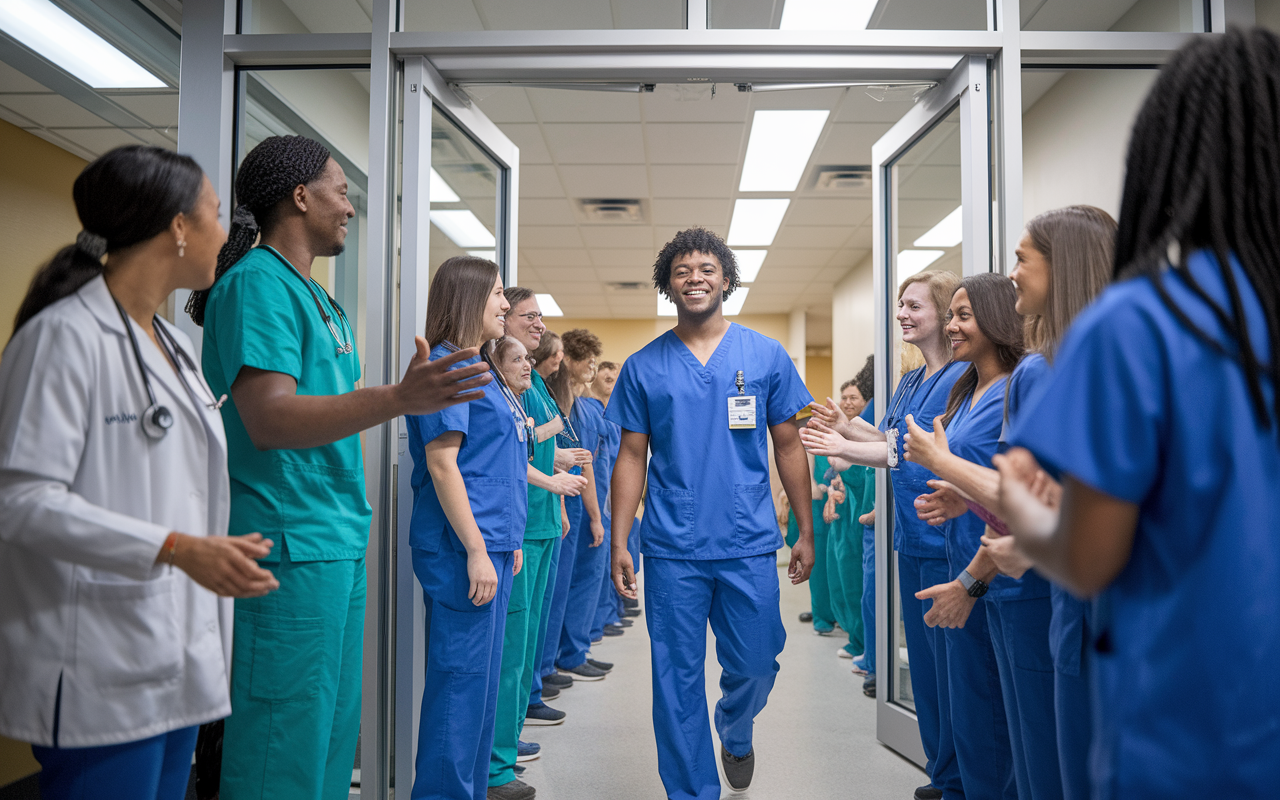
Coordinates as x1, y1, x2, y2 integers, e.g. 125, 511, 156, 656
549, 313, 791, 367
0, 119, 83, 785
805, 355, 833, 405
830, 255, 875, 402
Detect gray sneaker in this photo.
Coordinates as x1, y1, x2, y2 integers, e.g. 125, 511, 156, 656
558, 662, 607, 681
487, 778, 535, 800
721, 746, 755, 791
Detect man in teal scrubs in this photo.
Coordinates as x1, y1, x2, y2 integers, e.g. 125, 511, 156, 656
187, 135, 491, 800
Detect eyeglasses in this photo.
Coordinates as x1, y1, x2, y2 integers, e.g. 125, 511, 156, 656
512, 312, 544, 323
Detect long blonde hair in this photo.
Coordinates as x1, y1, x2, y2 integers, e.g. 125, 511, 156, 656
1023, 206, 1116, 359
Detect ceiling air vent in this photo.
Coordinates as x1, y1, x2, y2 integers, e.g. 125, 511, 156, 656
578, 198, 646, 224
811, 165, 872, 191
606, 282, 650, 292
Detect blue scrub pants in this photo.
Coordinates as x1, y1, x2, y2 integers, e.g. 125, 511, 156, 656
559, 513, 609, 667
645, 554, 785, 800
1052, 598, 1092, 800
528, 533, 563, 708
33, 725, 198, 800
943, 597, 1016, 800
861, 525, 876, 675
538, 503, 579, 686
898, 553, 959, 795
988, 596, 1061, 800
412, 546, 515, 800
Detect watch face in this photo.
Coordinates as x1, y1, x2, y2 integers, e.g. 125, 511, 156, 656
968, 581, 988, 598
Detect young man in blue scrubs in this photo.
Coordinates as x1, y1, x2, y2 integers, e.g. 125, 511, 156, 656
607, 227, 816, 800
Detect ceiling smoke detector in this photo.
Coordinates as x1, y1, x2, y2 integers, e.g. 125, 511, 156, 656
578, 198, 646, 224
811, 165, 872, 191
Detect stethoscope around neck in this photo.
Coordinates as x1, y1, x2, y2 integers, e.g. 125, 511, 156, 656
261, 245, 353, 356
114, 299, 225, 440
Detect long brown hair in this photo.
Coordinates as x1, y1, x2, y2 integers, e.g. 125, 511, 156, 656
423, 256, 500, 349
546, 328, 603, 413
1023, 205, 1116, 359
940, 273, 1025, 428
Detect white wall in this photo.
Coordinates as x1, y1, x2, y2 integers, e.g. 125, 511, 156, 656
831, 255, 874, 398
1022, 69, 1158, 223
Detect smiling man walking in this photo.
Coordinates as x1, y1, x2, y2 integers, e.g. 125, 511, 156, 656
606, 227, 816, 800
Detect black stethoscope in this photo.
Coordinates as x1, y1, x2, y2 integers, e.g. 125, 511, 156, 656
114, 299, 226, 440
261, 245, 353, 356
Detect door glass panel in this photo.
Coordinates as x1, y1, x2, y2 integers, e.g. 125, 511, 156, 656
885, 103, 961, 712
429, 105, 505, 279
709, 0, 987, 30
1021, 0, 1201, 31
402, 0, 684, 31
239, 0, 373, 33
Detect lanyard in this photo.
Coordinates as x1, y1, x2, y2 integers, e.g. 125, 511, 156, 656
260, 246, 353, 356
482, 348, 535, 462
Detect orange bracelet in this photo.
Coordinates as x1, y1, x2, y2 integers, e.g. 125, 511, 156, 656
163, 532, 178, 568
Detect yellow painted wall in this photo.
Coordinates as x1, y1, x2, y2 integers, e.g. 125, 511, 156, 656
548, 314, 791, 367
805, 355, 833, 405
0, 119, 81, 784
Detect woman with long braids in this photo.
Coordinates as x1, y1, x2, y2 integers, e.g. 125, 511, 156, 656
193, 135, 492, 800
0, 146, 278, 800
999, 28, 1280, 798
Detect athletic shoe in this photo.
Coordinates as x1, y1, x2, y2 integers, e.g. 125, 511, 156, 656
543, 673, 574, 689
516, 741, 541, 762
720, 746, 755, 791
514, 764, 525, 776
586, 658, 613, 672
616, 618, 634, 628
623, 607, 642, 617
863, 676, 876, 698
591, 636, 603, 644
602, 624, 625, 637
799, 612, 813, 623
540, 684, 560, 700
837, 648, 853, 659
813, 624, 836, 636
487, 778, 535, 800
622, 596, 639, 609
525, 703, 566, 726
558, 662, 607, 681
914, 784, 942, 800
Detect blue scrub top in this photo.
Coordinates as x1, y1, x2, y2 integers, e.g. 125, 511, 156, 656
879, 361, 966, 557
561, 396, 602, 530
1011, 250, 1279, 799
581, 396, 620, 528
405, 344, 528, 554
605, 323, 811, 560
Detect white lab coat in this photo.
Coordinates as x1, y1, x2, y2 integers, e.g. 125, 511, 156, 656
0, 275, 232, 747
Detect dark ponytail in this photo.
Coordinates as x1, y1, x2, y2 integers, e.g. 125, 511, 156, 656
13, 145, 203, 336
185, 135, 331, 326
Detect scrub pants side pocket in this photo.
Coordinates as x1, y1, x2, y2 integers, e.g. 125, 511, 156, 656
242, 612, 326, 701
731, 483, 773, 550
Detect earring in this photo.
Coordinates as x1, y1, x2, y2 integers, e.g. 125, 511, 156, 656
178, 240, 186, 258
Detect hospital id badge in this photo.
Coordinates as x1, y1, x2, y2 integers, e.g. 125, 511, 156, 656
728, 396, 757, 429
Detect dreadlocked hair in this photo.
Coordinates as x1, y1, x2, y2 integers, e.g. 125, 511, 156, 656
185, 135, 331, 325
1115, 26, 1280, 429
652, 227, 740, 301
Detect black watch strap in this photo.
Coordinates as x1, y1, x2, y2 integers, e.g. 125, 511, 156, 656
959, 569, 989, 598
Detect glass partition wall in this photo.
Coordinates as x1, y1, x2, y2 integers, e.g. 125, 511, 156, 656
174, 1, 1241, 794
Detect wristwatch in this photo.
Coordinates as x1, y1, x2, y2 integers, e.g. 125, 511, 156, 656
958, 569, 989, 598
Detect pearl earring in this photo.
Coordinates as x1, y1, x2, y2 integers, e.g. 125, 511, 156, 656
178, 240, 186, 258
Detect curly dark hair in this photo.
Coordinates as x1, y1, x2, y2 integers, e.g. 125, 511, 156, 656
652, 227, 740, 301
561, 328, 603, 361
847, 354, 874, 401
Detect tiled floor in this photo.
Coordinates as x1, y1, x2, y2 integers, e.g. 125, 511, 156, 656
518, 564, 927, 799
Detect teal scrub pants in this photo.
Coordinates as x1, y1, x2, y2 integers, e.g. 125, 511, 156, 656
221, 552, 366, 800
828, 512, 865, 655
808, 500, 834, 629
489, 537, 557, 787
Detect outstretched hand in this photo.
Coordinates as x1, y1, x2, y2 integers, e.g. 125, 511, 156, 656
806, 398, 853, 439
798, 419, 850, 459
398, 337, 493, 416
915, 480, 968, 526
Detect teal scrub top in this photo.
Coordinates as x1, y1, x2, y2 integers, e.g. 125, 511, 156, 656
523, 371, 562, 539
201, 246, 371, 562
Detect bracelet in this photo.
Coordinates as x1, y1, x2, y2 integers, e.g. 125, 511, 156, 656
163, 532, 178, 568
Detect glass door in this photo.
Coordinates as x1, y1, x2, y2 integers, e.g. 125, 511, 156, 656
869, 54, 991, 766
388, 54, 520, 795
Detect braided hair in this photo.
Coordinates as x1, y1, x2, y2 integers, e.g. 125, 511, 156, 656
1115, 26, 1280, 429
185, 135, 331, 325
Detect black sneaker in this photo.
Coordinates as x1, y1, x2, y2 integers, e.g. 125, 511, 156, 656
541, 684, 560, 700
487, 778, 535, 800
622, 597, 639, 609
799, 612, 813, 623
623, 607, 642, 617
514, 764, 525, 776
543, 673, 574, 689
914, 785, 943, 800
862, 676, 876, 698
524, 703, 566, 726
586, 658, 613, 672
558, 662, 607, 681
616, 618, 634, 628
720, 746, 755, 791
602, 624, 625, 637
591, 636, 603, 644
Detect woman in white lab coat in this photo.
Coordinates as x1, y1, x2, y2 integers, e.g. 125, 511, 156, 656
0, 145, 279, 800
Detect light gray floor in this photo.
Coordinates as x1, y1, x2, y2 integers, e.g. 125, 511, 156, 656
519, 564, 927, 799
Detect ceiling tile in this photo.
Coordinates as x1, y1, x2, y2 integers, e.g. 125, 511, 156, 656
521, 248, 593, 267
520, 226, 584, 248
542, 123, 645, 164
641, 85, 751, 122
519, 198, 578, 225
834, 88, 921, 124
49, 127, 148, 155
826, 248, 872, 269
0, 62, 50, 93
557, 164, 649, 198
109, 93, 179, 127
789, 198, 868, 227
652, 224, 727, 246
526, 87, 641, 122
644, 123, 743, 165
128, 128, 178, 150
757, 265, 823, 282
771, 226, 855, 249
472, 87, 537, 122
498, 123, 552, 163
535, 266, 597, 281
812, 122, 892, 163
0, 105, 35, 128
750, 87, 845, 111
650, 197, 731, 227
649, 164, 735, 197
579, 226, 655, 249
0, 94, 110, 128
519, 165, 565, 197
765, 249, 837, 267
589, 248, 657, 267
595, 266, 653, 282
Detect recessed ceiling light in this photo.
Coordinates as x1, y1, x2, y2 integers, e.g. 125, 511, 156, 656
536, 293, 563, 317
898, 250, 945, 279
657, 294, 677, 317
0, 0, 164, 88
723, 287, 750, 316
728, 199, 790, 246
431, 168, 460, 203
431, 210, 495, 249
733, 250, 768, 283
739, 110, 830, 192
913, 206, 963, 248
779, 0, 877, 30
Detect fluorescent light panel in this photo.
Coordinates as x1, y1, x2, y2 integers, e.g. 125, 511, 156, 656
897, 250, 945, 279
913, 206, 964, 248
535, 293, 564, 317
431, 168, 460, 203
739, 110, 829, 192
657, 294, 677, 317
723, 288, 750, 316
779, 0, 877, 30
733, 250, 767, 283
0, 0, 164, 88
727, 199, 790, 246
467, 250, 496, 260
431, 210, 495, 248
